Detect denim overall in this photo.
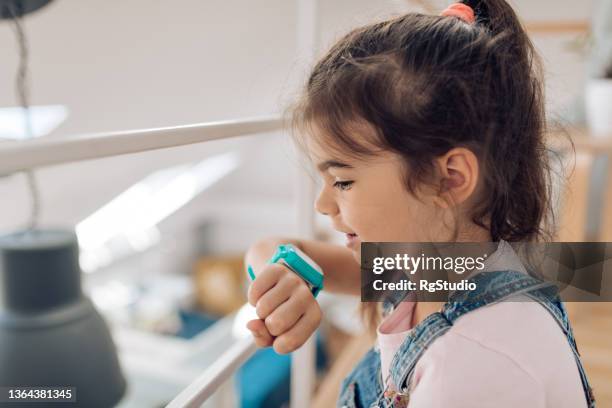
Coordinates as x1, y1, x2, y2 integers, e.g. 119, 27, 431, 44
337, 270, 596, 408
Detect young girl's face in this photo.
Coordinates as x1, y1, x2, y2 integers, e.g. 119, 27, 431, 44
309, 138, 448, 262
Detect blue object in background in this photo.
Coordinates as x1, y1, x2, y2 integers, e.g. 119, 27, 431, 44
237, 348, 291, 408
236, 331, 328, 408
174, 309, 219, 339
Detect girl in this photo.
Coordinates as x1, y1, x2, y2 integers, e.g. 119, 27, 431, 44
245, 0, 595, 406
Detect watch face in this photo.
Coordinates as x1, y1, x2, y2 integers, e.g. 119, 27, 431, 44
290, 245, 324, 274
272, 244, 323, 297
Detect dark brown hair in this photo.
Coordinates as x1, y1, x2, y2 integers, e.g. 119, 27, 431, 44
291, 1, 557, 329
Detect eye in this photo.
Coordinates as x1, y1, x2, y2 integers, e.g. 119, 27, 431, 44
333, 180, 354, 191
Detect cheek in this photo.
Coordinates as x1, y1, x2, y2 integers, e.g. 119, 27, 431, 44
337, 199, 378, 237
365, 194, 435, 241
337, 181, 436, 241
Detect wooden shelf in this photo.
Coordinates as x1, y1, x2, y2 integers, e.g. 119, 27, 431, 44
547, 127, 612, 153
525, 21, 589, 34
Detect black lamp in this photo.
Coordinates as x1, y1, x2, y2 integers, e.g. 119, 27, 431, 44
0, 229, 127, 407
0, 0, 54, 19
1, 2, 125, 403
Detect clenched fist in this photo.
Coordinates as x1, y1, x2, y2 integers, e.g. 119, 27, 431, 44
246, 262, 322, 354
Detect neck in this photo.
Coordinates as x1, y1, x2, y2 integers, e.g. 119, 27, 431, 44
412, 224, 492, 327
412, 300, 444, 327
455, 222, 492, 242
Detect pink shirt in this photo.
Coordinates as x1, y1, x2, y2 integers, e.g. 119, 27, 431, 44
376, 241, 587, 407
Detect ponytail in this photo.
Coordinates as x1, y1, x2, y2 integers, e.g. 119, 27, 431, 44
462, 0, 552, 242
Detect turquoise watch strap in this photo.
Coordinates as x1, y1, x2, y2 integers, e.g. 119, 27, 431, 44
247, 264, 256, 281
268, 244, 324, 297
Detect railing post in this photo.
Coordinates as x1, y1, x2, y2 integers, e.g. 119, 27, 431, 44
292, 0, 319, 407
291, 100, 318, 408
291, 161, 317, 408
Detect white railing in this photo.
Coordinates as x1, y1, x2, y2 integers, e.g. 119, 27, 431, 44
165, 338, 258, 408
0, 116, 282, 176
0, 115, 318, 408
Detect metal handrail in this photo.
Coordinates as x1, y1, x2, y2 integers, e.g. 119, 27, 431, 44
166, 337, 258, 408
0, 116, 282, 176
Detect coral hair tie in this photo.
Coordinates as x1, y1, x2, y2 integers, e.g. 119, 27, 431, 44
440, 3, 476, 24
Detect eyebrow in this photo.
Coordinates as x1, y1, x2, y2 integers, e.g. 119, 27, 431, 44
316, 160, 354, 172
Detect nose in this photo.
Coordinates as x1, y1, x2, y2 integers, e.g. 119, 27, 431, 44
314, 185, 339, 217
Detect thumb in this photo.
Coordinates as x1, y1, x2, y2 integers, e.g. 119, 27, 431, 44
247, 318, 274, 346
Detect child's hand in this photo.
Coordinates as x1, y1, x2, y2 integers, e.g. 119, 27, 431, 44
246, 262, 322, 354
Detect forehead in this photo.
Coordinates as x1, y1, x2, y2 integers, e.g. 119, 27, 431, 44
306, 137, 357, 170
306, 136, 404, 176
304, 121, 382, 169
316, 158, 355, 173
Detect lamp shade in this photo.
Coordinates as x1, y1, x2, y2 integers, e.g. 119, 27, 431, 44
0, 229, 126, 408
0, 0, 54, 19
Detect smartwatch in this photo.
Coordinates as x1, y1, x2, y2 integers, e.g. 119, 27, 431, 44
247, 243, 324, 298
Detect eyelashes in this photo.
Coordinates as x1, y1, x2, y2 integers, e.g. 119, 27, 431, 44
333, 180, 354, 191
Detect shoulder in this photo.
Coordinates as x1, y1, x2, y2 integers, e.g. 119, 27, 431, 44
407, 298, 586, 407
408, 325, 546, 407
446, 295, 573, 370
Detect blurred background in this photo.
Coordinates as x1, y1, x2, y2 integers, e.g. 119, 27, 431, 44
0, 0, 611, 407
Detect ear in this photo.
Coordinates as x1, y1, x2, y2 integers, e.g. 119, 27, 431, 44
431, 147, 479, 209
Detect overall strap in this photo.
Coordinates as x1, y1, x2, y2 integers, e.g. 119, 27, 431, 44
387, 270, 594, 407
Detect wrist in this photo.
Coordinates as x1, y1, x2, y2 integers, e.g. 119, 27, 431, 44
245, 239, 277, 272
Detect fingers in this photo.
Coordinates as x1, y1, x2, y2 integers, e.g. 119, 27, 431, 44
247, 263, 285, 307
255, 273, 304, 320
264, 283, 312, 336
272, 301, 322, 355
247, 319, 273, 347
246, 263, 322, 353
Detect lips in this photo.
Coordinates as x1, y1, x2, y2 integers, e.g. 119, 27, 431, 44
345, 232, 359, 248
